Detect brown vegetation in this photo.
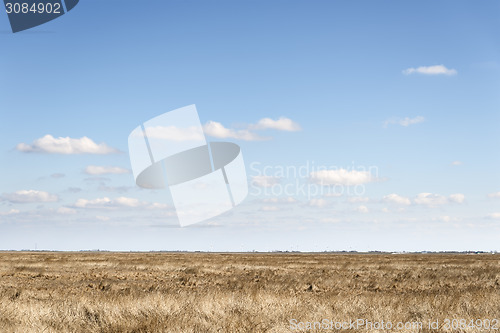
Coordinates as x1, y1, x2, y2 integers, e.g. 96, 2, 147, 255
0, 252, 499, 332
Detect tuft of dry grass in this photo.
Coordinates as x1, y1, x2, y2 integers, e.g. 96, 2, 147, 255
0, 252, 498, 332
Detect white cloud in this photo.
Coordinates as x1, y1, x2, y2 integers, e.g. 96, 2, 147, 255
75, 197, 139, 209
383, 193, 411, 206
0, 209, 20, 216
451, 161, 463, 166
57, 207, 77, 215
73, 197, 169, 210
487, 213, 500, 220
203, 121, 267, 141
203, 117, 300, 141
16, 135, 119, 154
308, 198, 328, 208
384, 116, 425, 127
320, 217, 341, 223
399, 116, 425, 126
348, 196, 370, 203
74, 197, 112, 209
143, 126, 205, 141
439, 216, 452, 222
357, 205, 369, 213
114, 197, 142, 207
309, 169, 374, 186
250, 117, 301, 131
414, 193, 465, 206
324, 192, 343, 197
261, 205, 280, 212
433, 215, 461, 223
1, 190, 58, 203
85, 165, 130, 175
148, 202, 170, 210
414, 193, 448, 206
488, 192, 500, 198
402, 65, 457, 76
261, 197, 296, 204
252, 175, 281, 188
449, 193, 465, 204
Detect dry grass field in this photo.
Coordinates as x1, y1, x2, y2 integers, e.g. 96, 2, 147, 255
0, 252, 499, 333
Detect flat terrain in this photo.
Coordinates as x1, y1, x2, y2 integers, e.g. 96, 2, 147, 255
0, 252, 498, 332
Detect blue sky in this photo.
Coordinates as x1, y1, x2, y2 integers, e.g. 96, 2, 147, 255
0, 0, 499, 251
